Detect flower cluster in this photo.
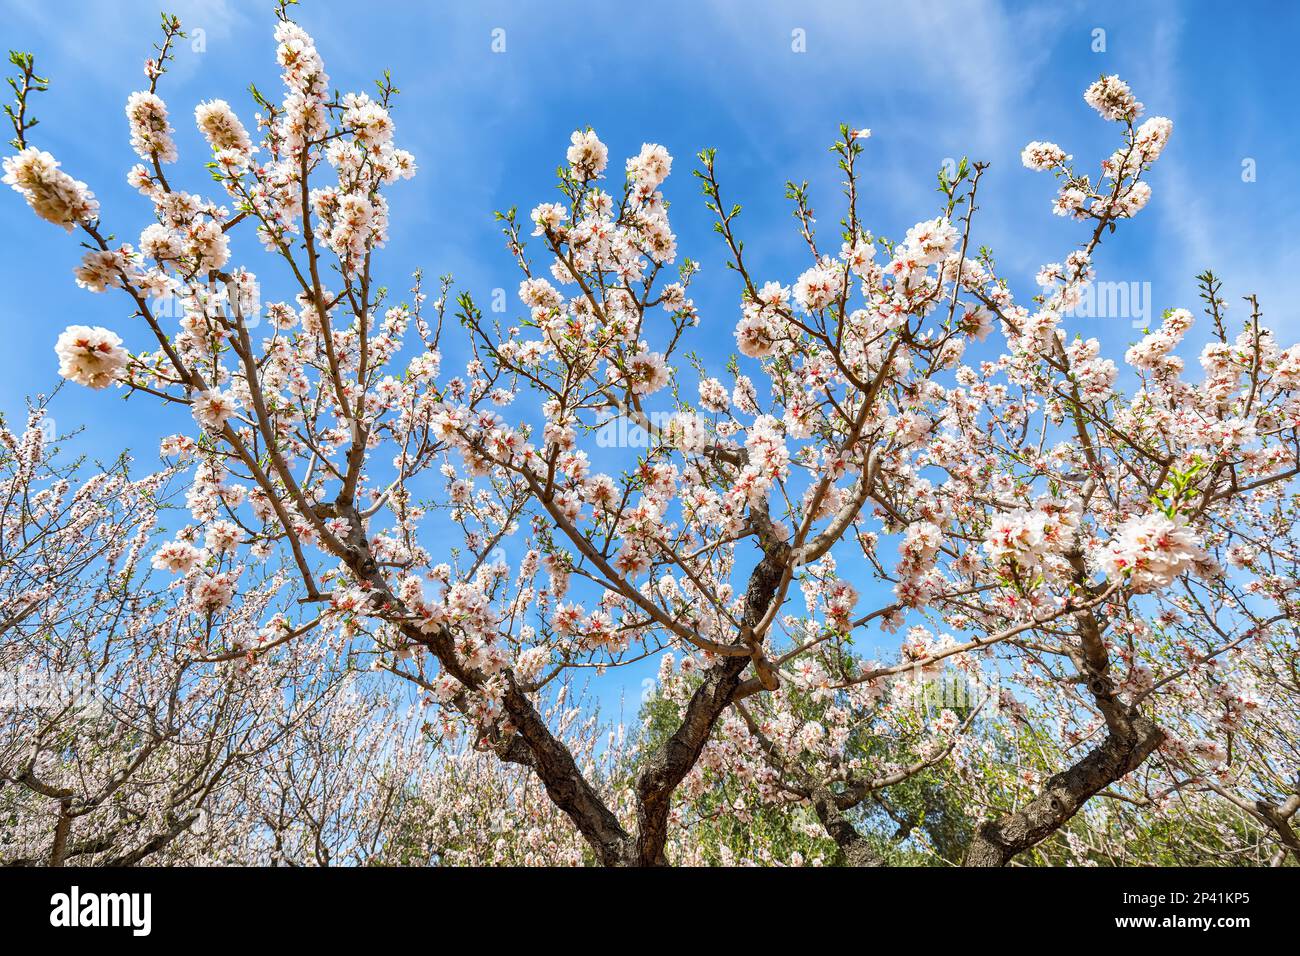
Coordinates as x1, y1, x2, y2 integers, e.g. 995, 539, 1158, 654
3, 147, 99, 229
1096, 512, 1212, 593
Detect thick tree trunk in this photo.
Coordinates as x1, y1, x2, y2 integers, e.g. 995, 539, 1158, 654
812, 788, 885, 867
632, 655, 750, 865
501, 680, 633, 866
630, 541, 791, 865
964, 714, 1163, 866
964, 559, 1165, 867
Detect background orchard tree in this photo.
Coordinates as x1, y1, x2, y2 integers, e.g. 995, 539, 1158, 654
0, 400, 339, 865
203, 681, 613, 866
3, 5, 1298, 867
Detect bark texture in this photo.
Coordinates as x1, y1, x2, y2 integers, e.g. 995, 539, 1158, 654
630, 543, 790, 865
964, 714, 1163, 866
812, 787, 886, 867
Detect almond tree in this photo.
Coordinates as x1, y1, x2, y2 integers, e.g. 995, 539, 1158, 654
0, 400, 349, 865
5, 7, 1297, 866
211, 679, 620, 866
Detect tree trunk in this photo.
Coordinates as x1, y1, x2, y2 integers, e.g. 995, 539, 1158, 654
630, 540, 790, 865
812, 787, 885, 866
964, 714, 1163, 866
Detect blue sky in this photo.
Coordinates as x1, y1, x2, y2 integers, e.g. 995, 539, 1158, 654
1, 0, 1296, 717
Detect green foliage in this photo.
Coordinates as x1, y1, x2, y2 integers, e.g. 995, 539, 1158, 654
1151, 455, 1207, 518
630, 667, 980, 866
631, 689, 837, 865
5, 50, 48, 150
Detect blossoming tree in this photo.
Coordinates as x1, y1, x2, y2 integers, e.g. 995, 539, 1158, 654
4, 7, 1298, 866
0, 399, 339, 865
